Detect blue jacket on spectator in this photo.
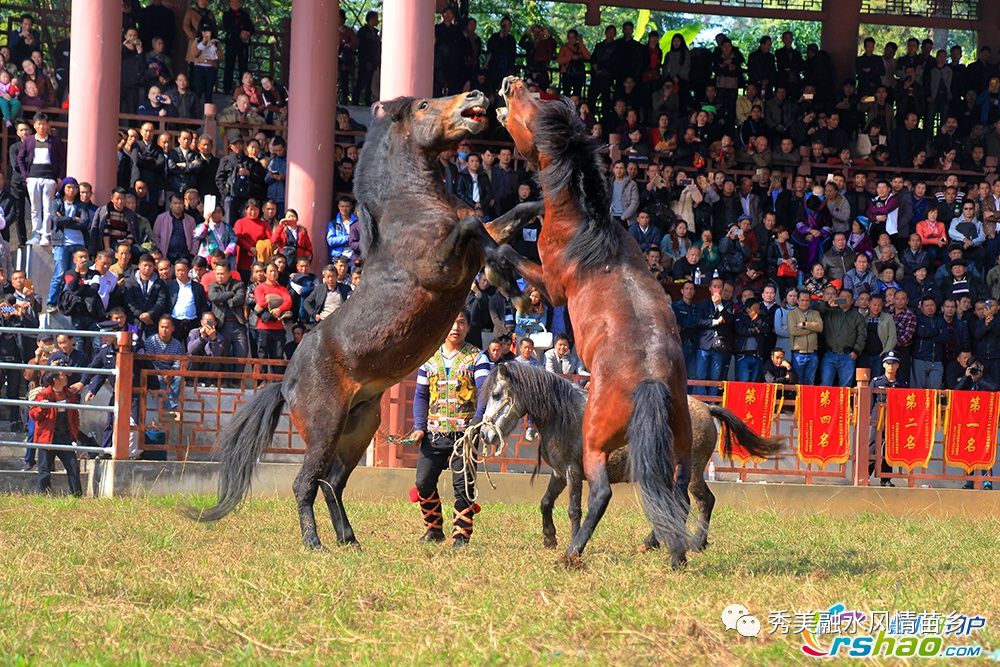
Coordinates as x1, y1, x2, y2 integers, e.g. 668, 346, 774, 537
627, 222, 659, 252
326, 214, 354, 262
912, 313, 949, 362
671, 299, 699, 347
265, 155, 287, 204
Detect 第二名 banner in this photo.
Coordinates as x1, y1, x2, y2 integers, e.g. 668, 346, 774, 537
885, 388, 937, 471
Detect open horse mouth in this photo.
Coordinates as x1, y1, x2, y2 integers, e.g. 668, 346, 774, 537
461, 105, 488, 124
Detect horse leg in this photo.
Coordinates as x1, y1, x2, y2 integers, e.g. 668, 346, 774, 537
495, 245, 558, 308
540, 473, 566, 548
453, 215, 530, 302
688, 476, 715, 552
565, 447, 612, 559
483, 200, 545, 243
566, 464, 583, 539
688, 403, 716, 551
319, 396, 382, 545
289, 388, 353, 550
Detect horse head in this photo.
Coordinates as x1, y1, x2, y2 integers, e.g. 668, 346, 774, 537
371, 90, 489, 153
497, 76, 542, 168
480, 363, 525, 453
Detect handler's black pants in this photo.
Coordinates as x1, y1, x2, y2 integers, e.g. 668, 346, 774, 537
415, 432, 476, 515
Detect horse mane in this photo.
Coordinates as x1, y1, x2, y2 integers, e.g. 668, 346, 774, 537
352, 97, 416, 257
533, 98, 622, 272
483, 362, 584, 443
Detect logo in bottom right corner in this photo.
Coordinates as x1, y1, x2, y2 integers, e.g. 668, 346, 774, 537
768, 603, 992, 659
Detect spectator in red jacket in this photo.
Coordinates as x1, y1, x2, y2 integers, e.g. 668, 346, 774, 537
232, 198, 269, 281
270, 208, 313, 266
253, 261, 292, 374
29, 369, 83, 496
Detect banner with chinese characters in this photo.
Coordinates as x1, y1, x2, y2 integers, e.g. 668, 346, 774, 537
884, 388, 938, 471
943, 390, 1000, 472
796, 385, 851, 467
720, 382, 778, 465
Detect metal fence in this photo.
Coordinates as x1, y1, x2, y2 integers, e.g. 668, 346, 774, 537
0, 326, 126, 457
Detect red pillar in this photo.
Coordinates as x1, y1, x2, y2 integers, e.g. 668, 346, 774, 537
380, 0, 435, 99
821, 0, 861, 87
285, 0, 339, 268
979, 0, 1000, 55
66, 0, 122, 198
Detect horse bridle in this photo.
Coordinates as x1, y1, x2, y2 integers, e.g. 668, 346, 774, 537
479, 396, 516, 457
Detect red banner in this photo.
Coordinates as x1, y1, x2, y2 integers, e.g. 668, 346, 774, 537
885, 388, 938, 471
796, 385, 851, 467
720, 382, 778, 465
944, 390, 1000, 472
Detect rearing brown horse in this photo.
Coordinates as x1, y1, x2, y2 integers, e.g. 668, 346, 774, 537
495, 77, 693, 567
187, 91, 542, 548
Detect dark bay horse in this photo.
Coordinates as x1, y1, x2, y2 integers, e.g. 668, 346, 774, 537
188, 91, 542, 549
494, 76, 694, 567
479, 363, 782, 551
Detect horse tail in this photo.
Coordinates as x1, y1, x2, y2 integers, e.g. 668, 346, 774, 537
184, 382, 286, 522
628, 380, 688, 556
530, 441, 543, 484
708, 405, 784, 461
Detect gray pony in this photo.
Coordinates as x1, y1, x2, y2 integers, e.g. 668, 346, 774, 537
479, 363, 783, 551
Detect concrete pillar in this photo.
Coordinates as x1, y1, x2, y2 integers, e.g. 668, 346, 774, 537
379, 0, 435, 99
66, 0, 122, 198
821, 0, 861, 86
285, 0, 339, 267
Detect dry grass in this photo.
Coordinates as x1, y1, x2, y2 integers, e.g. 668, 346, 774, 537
0, 496, 996, 665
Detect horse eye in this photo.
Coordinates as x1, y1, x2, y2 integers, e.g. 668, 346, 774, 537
418, 101, 429, 110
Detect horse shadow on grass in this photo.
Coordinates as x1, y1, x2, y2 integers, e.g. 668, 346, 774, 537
691, 547, 881, 577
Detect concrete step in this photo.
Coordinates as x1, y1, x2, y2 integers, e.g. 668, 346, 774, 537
0, 469, 73, 494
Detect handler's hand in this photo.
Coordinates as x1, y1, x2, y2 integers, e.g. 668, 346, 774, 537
404, 429, 425, 444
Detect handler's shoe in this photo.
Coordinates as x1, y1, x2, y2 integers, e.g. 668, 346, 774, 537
419, 528, 446, 543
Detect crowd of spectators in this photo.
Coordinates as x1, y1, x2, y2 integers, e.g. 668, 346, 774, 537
4, 5, 1000, 481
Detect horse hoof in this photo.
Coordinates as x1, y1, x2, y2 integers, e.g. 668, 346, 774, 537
671, 555, 688, 570
543, 537, 558, 549
339, 538, 362, 550
690, 539, 708, 553
558, 552, 587, 570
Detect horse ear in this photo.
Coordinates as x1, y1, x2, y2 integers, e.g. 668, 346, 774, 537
371, 101, 385, 119
497, 362, 509, 378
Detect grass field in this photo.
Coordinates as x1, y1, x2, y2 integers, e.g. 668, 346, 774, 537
0, 496, 997, 665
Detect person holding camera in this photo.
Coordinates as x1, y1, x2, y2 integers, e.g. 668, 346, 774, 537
952, 355, 995, 489
971, 298, 1000, 385
120, 28, 146, 113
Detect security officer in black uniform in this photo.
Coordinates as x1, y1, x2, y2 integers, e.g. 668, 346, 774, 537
870, 350, 906, 486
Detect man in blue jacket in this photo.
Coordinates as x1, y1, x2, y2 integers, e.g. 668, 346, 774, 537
911, 296, 950, 389
326, 195, 356, 264
692, 281, 733, 395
